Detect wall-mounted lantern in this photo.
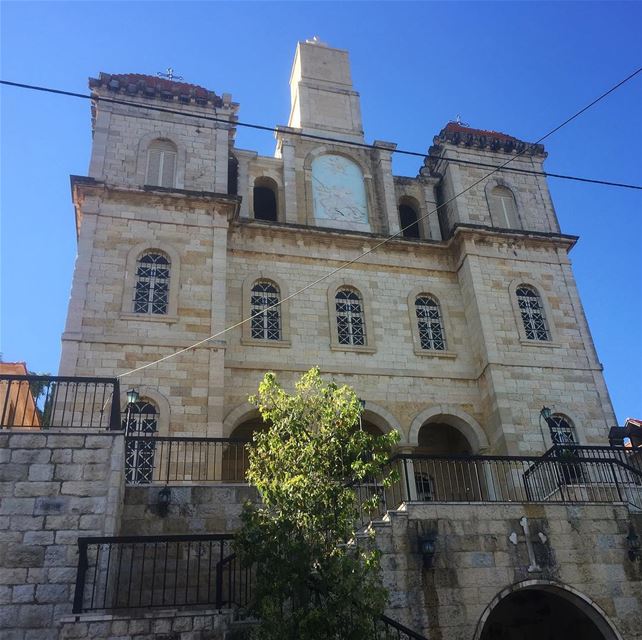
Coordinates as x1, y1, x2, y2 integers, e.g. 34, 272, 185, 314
126, 388, 140, 406
157, 486, 172, 518
627, 526, 640, 562
419, 534, 437, 569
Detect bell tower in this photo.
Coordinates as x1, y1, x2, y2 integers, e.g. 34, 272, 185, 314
287, 37, 364, 142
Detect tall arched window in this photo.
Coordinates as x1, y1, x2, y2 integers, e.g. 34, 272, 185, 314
250, 280, 281, 340
146, 139, 177, 188
253, 178, 278, 221
399, 202, 420, 239
488, 185, 519, 228
415, 295, 446, 350
516, 285, 550, 341
122, 399, 158, 485
335, 288, 366, 346
133, 252, 171, 315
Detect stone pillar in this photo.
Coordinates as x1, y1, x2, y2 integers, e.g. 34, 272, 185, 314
276, 128, 299, 224
373, 141, 399, 235
234, 149, 257, 219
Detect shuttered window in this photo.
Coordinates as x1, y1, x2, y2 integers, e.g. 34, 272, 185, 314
488, 186, 519, 229
146, 139, 177, 188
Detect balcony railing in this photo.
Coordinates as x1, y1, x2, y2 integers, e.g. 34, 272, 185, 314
125, 436, 249, 484
0, 374, 121, 430
73, 534, 252, 613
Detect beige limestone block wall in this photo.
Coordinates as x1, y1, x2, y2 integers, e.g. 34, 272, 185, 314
374, 502, 642, 640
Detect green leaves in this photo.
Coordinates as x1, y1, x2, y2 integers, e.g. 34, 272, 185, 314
236, 368, 398, 640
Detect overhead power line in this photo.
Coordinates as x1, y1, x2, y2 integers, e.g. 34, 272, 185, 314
1, 74, 641, 191
87, 64, 638, 379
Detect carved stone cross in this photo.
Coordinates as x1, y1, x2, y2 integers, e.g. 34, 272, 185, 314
509, 516, 548, 573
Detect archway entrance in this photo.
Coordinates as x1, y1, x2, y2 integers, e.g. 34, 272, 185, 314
479, 586, 617, 640
222, 417, 268, 482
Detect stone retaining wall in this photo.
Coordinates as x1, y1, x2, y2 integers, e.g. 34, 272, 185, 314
0, 430, 124, 640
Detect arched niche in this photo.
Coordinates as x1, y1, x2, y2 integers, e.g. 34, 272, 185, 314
474, 580, 622, 640
408, 406, 489, 453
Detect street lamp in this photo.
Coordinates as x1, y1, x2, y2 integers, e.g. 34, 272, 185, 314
125, 389, 140, 434
539, 406, 553, 449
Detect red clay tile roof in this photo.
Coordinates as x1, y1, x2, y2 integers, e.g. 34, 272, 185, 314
89, 72, 223, 108
443, 122, 519, 143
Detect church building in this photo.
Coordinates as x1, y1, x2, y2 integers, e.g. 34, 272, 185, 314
2, 39, 641, 640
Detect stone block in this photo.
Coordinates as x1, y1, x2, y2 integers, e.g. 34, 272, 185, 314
45, 435, 85, 449
25, 630, 59, 640
5, 543, 45, 568
12, 584, 35, 603
9, 434, 47, 449
35, 583, 69, 603
47, 567, 77, 583
22, 531, 55, 546
0, 603, 19, 628
0, 584, 11, 604
1, 498, 35, 515
59, 622, 88, 639
10, 516, 44, 531
34, 496, 70, 515
11, 449, 51, 465
44, 545, 69, 567
18, 603, 54, 628
172, 616, 193, 632
28, 465, 55, 482
60, 481, 105, 497
72, 449, 106, 464
14, 482, 60, 498
54, 465, 84, 481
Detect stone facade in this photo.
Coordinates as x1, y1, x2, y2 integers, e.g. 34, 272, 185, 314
4, 38, 637, 640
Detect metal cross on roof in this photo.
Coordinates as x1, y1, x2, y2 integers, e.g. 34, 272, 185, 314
455, 114, 470, 127
157, 68, 183, 82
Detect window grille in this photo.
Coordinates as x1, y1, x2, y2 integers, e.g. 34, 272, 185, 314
336, 288, 366, 346
146, 139, 177, 188
122, 400, 158, 485
415, 295, 446, 350
548, 414, 578, 446
516, 285, 550, 341
133, 253, 170, 315
250, 281, 281, 340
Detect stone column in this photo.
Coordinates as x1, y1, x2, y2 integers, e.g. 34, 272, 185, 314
276, 127, 299, 224
373, 141, 399, 235
234, 149, 257, 219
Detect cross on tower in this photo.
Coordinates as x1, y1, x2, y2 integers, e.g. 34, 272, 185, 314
157, 68, 183, 82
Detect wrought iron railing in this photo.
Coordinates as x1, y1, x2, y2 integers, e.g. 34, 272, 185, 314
0, 374, 121, 430
542, 444, 642, 475
73, 534, 253, 613
377, 615, 429, 639
124, 436, 250, 484
354, 452, 642, 523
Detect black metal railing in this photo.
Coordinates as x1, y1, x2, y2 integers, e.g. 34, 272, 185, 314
73, 534, 253, 613
542, 444, 642, 475
354, 452, 642, 521
124, 436, 250, 484
0, 374, 121, 430
376, 615, 429, 640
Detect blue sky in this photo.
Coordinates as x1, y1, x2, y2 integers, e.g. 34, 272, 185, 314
1, 1, 641, 423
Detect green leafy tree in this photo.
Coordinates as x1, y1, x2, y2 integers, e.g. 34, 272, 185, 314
236, 368, 399, 640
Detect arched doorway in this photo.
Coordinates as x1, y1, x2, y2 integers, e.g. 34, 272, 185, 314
478, 584, 619, 640
415, 421, 477, 501
222, 417, 268, 482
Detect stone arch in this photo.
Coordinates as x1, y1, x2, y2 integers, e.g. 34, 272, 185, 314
223, 402, 261, 438
303, 146, 372, 178
473, 580, 622, 640
360, 402, 402, 441
135, 131, 186, 188
408, 406, 489, 453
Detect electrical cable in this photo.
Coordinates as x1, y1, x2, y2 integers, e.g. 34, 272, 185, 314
110, 66, 641, 378
1, 74, 641, 190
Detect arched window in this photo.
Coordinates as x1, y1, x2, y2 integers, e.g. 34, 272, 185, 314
133, 252, 170, 315
488, 185, 519, 228
516, 285, 550, 341
399, 203, 420, 239
548, 414, 578, 446
415, 295, 446, 350
146, 139, 177, 188
335, 288, 366, 346
253, 178, 278, 221
250, 280, 281, 340
122, 399, 158, 485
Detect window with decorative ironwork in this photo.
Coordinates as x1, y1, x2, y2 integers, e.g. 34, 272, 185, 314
335, 288, 366, 346
133, 252, 170, 315
415, 295, 446, 350
146, 139, 177, 188
516, 285, 550, 341
548, 414, 578, 446
250, 280, 281, 340
122, 400, 158, 485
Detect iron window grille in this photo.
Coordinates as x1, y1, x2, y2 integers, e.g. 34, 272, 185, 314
133, 253, 170, 315
548, 414, 578, 446
123, 400, 158, 485
250, 281, 281, 340
415, 296, 446, 350
336, 288, 366, 346
516, 285, 550, 341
